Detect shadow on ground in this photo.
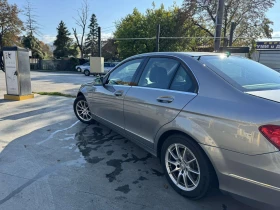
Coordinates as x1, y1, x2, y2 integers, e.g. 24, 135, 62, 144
0, 117, 257, 210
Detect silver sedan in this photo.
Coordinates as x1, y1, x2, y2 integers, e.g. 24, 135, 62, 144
73, 52, 280, 209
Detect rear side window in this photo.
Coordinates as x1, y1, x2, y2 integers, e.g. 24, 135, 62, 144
170, 66, 196, 92
138, 58, 179, 89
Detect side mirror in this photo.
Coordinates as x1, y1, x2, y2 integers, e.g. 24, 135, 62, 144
93, 76, 105, 85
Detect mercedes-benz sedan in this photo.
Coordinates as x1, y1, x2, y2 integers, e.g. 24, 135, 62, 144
73, 52, 280, 208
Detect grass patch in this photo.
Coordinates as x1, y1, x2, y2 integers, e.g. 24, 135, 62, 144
34, 92, 75, 98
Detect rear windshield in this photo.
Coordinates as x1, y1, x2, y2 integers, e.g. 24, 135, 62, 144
200, 55, 280, 91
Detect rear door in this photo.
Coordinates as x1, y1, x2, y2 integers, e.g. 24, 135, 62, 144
90, 58, 144, 134
123, 57, 198, 148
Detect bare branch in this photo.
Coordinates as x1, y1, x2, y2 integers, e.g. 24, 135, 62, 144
192, 20, 214, 37
72, 0, 89, 58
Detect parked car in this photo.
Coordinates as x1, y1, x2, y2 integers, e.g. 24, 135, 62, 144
77, 62, 120, 76
73, 52, 280, 208
75, 62, 90, 73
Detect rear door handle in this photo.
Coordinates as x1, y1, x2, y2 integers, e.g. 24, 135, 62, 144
157, 96, 174, 103
114, 90, 123, 96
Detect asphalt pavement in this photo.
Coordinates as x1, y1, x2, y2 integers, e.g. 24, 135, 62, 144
0, 71, 258, 210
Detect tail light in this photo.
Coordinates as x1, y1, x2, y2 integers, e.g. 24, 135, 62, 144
259, 125, 280, 150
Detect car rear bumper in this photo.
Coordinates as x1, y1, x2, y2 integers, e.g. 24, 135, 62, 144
201, 144, 280, 208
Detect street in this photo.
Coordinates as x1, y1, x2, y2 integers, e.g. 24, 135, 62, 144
0, 71, 257, 210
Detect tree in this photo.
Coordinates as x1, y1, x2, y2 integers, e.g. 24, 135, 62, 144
39, 41, 52, 59
114, 4, 207, 59
102, 39, 119, 61
24, 0, 40, 35
22, 34, 45, 59
182, 0, 275, 46
0, 0, 24, 72
85, 13, 99, 57
53, 21, 78, 58
22, 0, 45, 59
72, 0, 89, 58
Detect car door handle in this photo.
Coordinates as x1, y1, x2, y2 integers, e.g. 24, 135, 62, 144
114, 90, 123, 96
157, 96, 174, 103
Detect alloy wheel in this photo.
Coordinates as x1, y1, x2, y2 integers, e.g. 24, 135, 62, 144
165, 143, 200, 191
75, 100, 92, 122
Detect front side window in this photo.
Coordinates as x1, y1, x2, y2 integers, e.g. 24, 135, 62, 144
138, 58, 180, 89
201, 55, 280, 91
107, 59, 143, 86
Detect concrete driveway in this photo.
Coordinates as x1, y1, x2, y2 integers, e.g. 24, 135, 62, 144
0, 71, 93, 96
0, 71, 258, 210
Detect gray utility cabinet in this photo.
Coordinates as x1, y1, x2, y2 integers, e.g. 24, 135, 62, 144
3, 46, 31, 95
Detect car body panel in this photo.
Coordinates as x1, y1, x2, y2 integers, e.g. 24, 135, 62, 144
201, 144, 280, 207
88, 84, 131, 133
124, 86, 197, 147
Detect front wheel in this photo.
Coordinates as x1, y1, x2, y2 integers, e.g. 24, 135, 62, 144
161, 134, 214, 200
73, 96, 94, 124
84, 70, 90, 76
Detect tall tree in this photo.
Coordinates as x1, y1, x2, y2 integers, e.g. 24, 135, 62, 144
72, 0, 89, 58
182, 0, 275, 46
53, 21, 78, 58
24, 0, 40, 35
114, 4, 207, 59
22, 0, 44, 58
0, 0, 23, 72
85, 14, 99, 57
22, 34, 45, 59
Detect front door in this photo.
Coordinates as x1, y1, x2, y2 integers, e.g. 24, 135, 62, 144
124, 57, 198, 147
90, 58, 144, 133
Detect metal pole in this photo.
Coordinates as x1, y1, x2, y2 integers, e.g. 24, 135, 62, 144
229, 22, 235, 46
156, 24, 160, 52
214, 0, 225, 52
98, 27, 101, 57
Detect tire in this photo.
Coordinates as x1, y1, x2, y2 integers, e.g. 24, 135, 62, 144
161, 134, 214, 200
84, 69, 90, 76
73, 96, 95, 124
77, 67, 81, 72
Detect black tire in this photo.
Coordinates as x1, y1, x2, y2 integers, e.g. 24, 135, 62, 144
77, 67, 81, 72
84, 69, 90, 76
161, 134, 215, 200
73, 96, 95, 124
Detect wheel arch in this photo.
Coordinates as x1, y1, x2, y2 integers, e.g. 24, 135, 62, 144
156, 129, 219, 188
77, 92, 85, 98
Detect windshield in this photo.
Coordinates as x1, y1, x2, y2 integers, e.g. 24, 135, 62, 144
200, 55, 280, 91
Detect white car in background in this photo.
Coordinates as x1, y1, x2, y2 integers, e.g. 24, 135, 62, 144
75, 62, 90, 73
76, 62, 119, 76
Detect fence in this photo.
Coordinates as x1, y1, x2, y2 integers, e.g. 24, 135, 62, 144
30, 58, 87, 71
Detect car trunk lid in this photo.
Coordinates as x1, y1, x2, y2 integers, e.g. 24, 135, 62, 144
246, 89, 280, 103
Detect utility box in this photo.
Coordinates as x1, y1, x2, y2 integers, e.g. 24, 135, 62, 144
90, 57, 104, 74
3, 46, 34, 101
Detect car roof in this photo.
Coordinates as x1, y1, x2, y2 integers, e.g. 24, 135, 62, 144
128, 52, 223, 59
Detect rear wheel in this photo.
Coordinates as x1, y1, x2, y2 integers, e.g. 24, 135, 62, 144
84, 69, 90, 76
77, 67, 81, 72
73, 96, 94, 124
161, 134, 214, 200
